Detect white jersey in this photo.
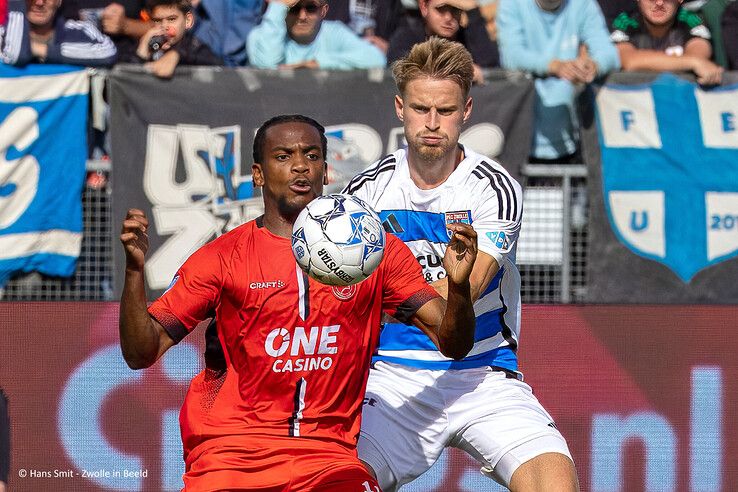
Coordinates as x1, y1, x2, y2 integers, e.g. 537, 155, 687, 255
343, 146, 523, 371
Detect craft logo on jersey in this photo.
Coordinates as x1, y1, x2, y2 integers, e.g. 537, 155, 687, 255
264, 325, 341, 373
445, 211, 472, 238
596, 74, 738, 282
332, 284, 357, 301
250, 280, 285, 290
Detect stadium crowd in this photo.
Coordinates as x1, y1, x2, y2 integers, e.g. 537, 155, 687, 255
1, 0, 736, 161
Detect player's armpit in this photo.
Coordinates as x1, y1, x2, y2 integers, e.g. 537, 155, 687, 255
430, 250, 499, 303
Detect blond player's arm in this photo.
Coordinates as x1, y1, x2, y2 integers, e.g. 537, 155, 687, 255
410, 223, 477, 360
430, 250, 499, 302
119, 208, 176, 369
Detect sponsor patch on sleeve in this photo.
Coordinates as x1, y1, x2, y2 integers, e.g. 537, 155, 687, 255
485, 231, 510, 250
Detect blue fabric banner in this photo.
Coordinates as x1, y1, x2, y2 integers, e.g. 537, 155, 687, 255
585, 72, 738, 303
0, 64, 88, 287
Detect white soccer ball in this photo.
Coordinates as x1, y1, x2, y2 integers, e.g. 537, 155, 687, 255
291, 194, 386, 286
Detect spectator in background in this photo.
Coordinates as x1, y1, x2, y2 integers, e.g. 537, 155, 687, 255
611, 0, 723, 85
0, 389, 8, 492
246, 0, 386, 69
497, 0, 619, 162
136, 0, 222, 78
693, 0, 732, 68
1, 0, 22, 64
191, 0, 262, 66
60, 0, 151, 62
0, 0, 117, 66
478, 0, 497, 41
597, 0, 636, 26
724, 0, 738, 69
387, 0, 499, 83
325, 0, 403, 54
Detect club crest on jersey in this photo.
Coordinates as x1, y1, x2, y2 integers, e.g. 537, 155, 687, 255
332, 284, 357, 301
445, 211, 472, 238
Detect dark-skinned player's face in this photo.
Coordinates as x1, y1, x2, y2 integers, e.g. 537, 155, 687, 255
252, 122, 327, 220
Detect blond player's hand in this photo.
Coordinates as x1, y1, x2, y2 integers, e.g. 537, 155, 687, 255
120, 208, 149, 271
443, 222, 477, 285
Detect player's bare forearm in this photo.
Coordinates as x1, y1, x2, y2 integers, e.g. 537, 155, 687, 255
436, 278, 476, 360
436, 223, 478, 359
119, 208, 174, 369
119, 269, 167, 369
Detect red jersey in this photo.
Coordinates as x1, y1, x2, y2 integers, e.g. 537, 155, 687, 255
149, 217, 437, 449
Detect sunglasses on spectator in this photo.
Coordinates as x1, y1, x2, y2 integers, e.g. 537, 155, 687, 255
289, 3, 322, 14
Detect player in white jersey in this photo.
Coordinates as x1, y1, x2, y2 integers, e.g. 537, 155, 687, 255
342, 38, 580, 491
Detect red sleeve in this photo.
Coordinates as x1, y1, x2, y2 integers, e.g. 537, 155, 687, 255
148, 240, 224, 343
380, 233, 439, 323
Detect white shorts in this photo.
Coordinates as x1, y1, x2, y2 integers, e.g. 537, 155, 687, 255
357, 361, 572, 491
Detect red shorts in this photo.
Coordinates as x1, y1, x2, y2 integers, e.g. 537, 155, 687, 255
183, 435, 381, 492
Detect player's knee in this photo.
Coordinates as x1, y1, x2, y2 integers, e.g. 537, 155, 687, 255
508, 452, 579, 492
357, 440, 398, 492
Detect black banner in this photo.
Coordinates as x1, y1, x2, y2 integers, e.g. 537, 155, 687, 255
109, 66, 535, 299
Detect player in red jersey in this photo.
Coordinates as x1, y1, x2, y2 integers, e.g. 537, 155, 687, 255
119, 114, 478, 491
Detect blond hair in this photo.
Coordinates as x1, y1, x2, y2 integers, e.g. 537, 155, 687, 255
392, 37, 474, 98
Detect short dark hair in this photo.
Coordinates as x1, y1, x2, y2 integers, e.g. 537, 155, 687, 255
252, 114, 328, 164
145, 0, 192, 14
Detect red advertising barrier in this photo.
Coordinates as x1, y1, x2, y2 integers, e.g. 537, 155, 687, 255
1, 304, 736, 491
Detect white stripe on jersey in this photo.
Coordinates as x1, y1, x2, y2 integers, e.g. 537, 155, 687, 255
296, 264, 307, 321
377, 333, 511, 362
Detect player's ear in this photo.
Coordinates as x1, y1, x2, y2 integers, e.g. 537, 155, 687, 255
185, 11, 194, 29
463, 96, 472, 123
323, 162, 329, 185
395, 95, 404, 122
252, 163, 265, 187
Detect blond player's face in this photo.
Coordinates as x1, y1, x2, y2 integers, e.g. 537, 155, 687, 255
396, 77, 471, 162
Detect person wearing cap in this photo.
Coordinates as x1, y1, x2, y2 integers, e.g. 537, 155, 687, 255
246, 0, 386, 69
610, 0, 723, 85
386, 0, 498, 83
497, 0, 619, 162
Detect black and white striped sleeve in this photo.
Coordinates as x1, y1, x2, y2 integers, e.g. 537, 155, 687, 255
0, 0, 32, 66
341, 154, 396, 199
471, 160, 524, 259
47, 19, 117, 67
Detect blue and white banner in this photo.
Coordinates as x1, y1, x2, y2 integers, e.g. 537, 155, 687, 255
585, 72, 738, 303
0, 64, 88, 287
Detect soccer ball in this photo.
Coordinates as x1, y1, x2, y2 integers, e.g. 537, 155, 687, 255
291, 194, 386, 286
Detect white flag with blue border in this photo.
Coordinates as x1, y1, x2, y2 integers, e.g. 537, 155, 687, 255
0, 64, 88, 287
